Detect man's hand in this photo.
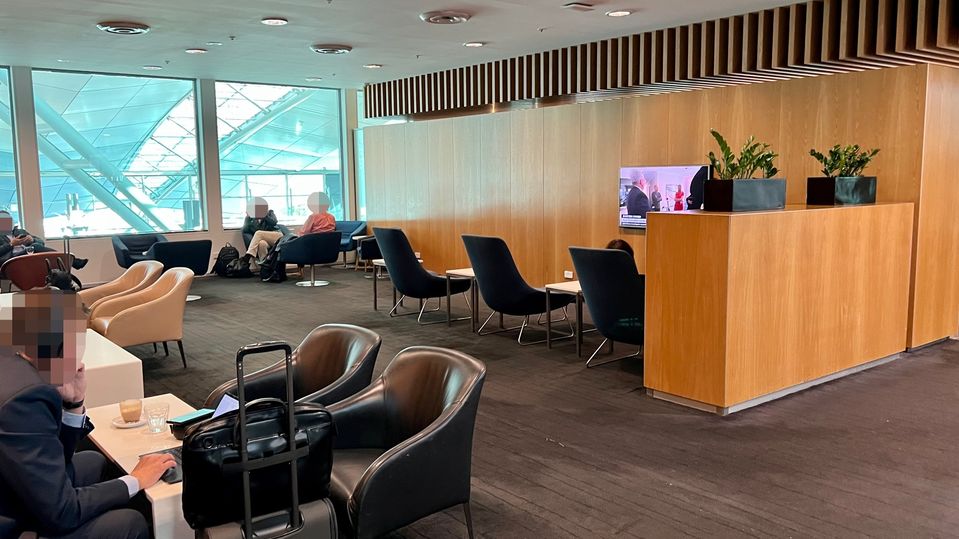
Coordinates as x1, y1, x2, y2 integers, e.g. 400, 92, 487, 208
57, 362, 86, 406
130, 454, 177, 490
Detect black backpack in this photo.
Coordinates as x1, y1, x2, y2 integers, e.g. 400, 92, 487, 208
212, 243, 251, 278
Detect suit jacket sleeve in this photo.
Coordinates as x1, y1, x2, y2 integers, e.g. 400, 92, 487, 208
0, 237, 12, 259
0, 384, 129, 535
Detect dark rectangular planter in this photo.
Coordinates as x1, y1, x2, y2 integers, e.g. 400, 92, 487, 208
703, 179, 787, 212
806, 176, 877, 206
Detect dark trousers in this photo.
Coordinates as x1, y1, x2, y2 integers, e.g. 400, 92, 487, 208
42, 452, 149, 539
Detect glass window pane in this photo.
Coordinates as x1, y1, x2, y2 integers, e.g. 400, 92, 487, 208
215, 82, 344, 229
32, 70, 203, 238
0, 68, 19, 225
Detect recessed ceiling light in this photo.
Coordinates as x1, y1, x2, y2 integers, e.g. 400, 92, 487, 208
419, 10, 471, 24
205, 41, 223, 46
463, 41, 486, 48
142, 65, 164, 70
310, 44, 352, 55
305, 77, 323, 82
96, 21, 151, 35
364, 64, 383, 69
605, 9, 633, 17
185, 48, 208, 54
261, 17, 289, 26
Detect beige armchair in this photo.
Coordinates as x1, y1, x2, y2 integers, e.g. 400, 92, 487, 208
89, 267, 194, 368
79, 260, 163, 314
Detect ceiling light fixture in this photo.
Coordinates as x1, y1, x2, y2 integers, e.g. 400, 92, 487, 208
96, 21, 151, 35
605, 9, 633, 17
463, 41, 486, 48
142, 65, 164, 70
364, 64, 383, 69
205, 41, 223, 46
305, 77, 323, 82
310, 43, 352, 55
562, 2, 595, 12
419, 10, 471, 24
185, 48, 208, 54
261, 17, 289, 26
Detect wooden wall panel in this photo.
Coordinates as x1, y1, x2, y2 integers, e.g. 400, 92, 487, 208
363, 64, 959, 348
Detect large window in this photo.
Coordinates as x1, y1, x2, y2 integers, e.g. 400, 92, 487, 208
0, 68, 19, 225
215, 82, 344, 229
32, 71, 202, 238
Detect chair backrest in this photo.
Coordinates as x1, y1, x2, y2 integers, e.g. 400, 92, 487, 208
380, 346, 486, 447
373, 227, 434, 298
79, 260, 163, 310
569, 247, 645, 345
357, 237, 381, 261
279, 232, 341, 265
292, 324, 382, 400
117, 233, 165, 251
461, 234, 536, 313
0, 252, 75, 291
90, 266, 193, 321
150, 240, 213, 275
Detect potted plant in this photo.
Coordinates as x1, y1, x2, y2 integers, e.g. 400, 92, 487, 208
704, 129, 786, 212
806, 145, 880, 205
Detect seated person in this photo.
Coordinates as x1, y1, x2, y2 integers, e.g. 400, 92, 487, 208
0, 289, 175, 539
606, 239, 635, 258
0, 211, 87, 270
241, 198, 281, 268
299, 191, 336, 235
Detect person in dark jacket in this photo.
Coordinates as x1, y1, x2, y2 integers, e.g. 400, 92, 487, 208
0, 211, 88, 269
685, 166, 709, 211
241, 197, 281, 268
625, 179, 650, 218
0, 290, 174, 538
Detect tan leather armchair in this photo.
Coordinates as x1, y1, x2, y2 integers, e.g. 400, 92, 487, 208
79, 260, 163, 315
89, 267, 194, 368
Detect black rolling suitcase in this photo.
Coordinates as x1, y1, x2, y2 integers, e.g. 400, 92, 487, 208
182, 341, 337, 538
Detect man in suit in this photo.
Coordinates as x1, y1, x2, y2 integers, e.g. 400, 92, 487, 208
625, 177, 651, 218
0, 290, 174, 538
0, 211, 88, 269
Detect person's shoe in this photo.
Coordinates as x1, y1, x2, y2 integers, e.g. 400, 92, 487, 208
72, 258, 88, 270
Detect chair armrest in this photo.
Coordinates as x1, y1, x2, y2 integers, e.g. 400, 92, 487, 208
327, 382, 389, 449
89, 286, 155, 319
104, 298, 180, 345
111, 237, 130, 267
203, 360, 288, 408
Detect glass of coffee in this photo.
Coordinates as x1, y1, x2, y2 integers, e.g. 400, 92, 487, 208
119, 399, 143, 423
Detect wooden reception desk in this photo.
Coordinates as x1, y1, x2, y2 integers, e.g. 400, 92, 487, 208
644, 203, 914, 415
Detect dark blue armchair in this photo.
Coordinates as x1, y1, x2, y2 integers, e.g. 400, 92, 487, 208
112, 233, 167, 268
569, 246, 645, 367
279, 232, 341, 287
148, 239, 213, 276
334, 220, 367, 266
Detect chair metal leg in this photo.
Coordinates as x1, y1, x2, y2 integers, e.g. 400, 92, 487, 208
162, 342, 169, 356
463, 502, 475, 539
585, 338, 643, 368
478, 311, 574, 344
177, 340, 187, 368
153, 342, 157, 353
296, 264, 330, 287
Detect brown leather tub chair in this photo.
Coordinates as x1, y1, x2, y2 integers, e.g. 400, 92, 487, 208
327, 346, 487, 539
89, 267, 194, 367
79, 260, 163, 314
203, 324, 382, 408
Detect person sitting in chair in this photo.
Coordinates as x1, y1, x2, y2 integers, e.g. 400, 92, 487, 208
0, 211, 87, 270
0, 289, 175, 538
240, 198, 281, 269
298, 192, 336, 235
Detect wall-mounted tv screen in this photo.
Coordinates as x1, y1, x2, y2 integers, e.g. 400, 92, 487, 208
619, 165, 710, 229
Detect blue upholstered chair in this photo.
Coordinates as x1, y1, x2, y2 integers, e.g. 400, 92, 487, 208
112, 233, 167, 268
148, 240, 212, 276
374, 227, 471, 324
279, 232, 342, 287
569, 246, 645, 367
334, 220, 367, 266
462, 234, 574, 345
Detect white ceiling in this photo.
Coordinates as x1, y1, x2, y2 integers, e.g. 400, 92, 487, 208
0, 0, 796, 89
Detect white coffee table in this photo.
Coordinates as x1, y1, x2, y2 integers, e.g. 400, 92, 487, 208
83, 329, 144, 408
87, 394, 195, 539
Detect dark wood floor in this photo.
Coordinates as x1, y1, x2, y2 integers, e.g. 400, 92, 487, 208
140, 269, 959, 538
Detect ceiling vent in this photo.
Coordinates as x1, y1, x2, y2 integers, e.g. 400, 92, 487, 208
562, 2, 595, 12
419, 10, 472, 24
96, 21, 151, 35
310, 43, 353, 55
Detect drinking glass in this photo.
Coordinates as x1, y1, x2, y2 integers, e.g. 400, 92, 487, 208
145, 403, 170, 434
119, 399, 143, 423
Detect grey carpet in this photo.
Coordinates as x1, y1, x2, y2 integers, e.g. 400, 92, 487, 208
136, 268, 959, 538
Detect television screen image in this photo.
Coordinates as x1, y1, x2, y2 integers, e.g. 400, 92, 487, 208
619, 165, 710, 229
